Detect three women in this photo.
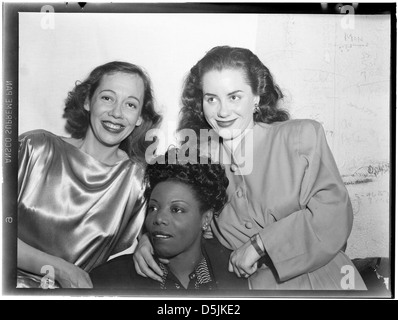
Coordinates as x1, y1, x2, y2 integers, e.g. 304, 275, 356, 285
19, 46, 365, 291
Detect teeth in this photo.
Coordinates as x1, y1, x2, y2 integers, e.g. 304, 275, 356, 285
155, 235, 170, 239
103, 122, 123, 130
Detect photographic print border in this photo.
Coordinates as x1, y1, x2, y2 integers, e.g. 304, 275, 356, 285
2, 1, 396, 301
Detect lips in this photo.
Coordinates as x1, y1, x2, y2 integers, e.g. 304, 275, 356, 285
151, 231, 173, 240
101, 121, 125, 133
216, 119, 237, 128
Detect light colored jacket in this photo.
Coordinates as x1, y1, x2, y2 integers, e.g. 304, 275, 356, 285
208, 119, 366, 290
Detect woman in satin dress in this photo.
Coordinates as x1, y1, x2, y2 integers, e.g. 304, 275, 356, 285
17, 61, 161, 288
133, 46, 366, 290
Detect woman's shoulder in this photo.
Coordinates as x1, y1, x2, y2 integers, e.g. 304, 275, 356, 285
125, 161, 146, 185
90, 254, 135, 287
256, 119, 323, 139
19, 129, 56, 140
19, 129, 61, 149
93, 254, 134, 274
90, 254, 159, 290
259, 119, 321, 130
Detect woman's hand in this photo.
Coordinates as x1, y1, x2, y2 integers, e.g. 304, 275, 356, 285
228, 239, 261, 278
55, 260, 93, 288
133, 232, 167, 282
17, 239, 92, 288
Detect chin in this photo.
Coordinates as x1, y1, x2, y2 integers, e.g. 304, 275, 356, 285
217, 128, 241, 141
98, 136, 124, 147
154, 247, 177, 260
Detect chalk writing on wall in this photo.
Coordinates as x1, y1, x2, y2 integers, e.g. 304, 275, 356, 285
255, 14, 390, 258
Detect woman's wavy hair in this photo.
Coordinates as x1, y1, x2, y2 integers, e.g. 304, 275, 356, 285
63, 61, 162, 164
144, 148, 229, 216
178, 45, 289, 135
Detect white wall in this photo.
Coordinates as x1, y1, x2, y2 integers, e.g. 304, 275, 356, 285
19, 13, 391, 259
256, 14, 390, 176
255, 14, 390, 259
19, 13, 258, 149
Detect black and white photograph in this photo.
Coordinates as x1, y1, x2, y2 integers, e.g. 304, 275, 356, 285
1, 1, 395, 303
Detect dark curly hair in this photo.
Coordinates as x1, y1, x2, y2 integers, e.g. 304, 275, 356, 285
178, 45, 289, 136
63, 61, 162, 164
144, 148, 229, 215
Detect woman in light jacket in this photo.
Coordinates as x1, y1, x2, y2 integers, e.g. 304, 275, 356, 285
133, 46, 366, 290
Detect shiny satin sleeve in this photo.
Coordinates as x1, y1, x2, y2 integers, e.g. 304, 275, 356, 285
18, 130, 147, 272
18, 131, 36, 197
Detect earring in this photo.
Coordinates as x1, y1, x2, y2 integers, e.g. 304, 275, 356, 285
202, 223, 208, 231
254, 104, 260, 114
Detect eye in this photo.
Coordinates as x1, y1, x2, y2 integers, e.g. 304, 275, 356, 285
101, 95, 113, 103
126, 102, 137, 109
205, 96, 216, 104
230, 95, 240, 101
171, 206, 184, 214
147, 205, 158, 213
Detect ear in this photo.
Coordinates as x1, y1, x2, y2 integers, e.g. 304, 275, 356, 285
135, 116, 143, 127
201, 210, 214, 228
254, 95, 260, 106
83, 98, 90, 112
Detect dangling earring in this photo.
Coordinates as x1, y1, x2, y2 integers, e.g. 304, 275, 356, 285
202, 223, 208, 232
254, 104, 260, 114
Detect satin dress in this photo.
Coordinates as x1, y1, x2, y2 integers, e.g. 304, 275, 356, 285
204, 119, 367, 290
17, 130, 147, 288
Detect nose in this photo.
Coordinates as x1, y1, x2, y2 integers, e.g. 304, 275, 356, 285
153, 209, 169, 226
109, 101, 123, 118
217, 100, 231, 118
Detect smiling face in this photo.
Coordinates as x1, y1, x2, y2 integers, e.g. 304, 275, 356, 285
84, 72, 144, 148
202, 68, 260, 141
145, 180, 211, 260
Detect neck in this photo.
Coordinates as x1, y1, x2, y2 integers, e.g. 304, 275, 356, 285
223, 122, 254, 154
80, 130, 121, 165
223, 134, 243, 154
166, 239, 203, 289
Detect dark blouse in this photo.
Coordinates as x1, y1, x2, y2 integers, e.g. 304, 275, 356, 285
158, 257, 215, 290
90, 238, 248, 292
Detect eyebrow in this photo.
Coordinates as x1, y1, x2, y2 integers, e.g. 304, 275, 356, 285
99, 89, 141, 103
148, 199, 189, 205
171, 200, 189, 205
203, 90, 243, 97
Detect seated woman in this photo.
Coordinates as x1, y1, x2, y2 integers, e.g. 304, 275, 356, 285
90, 148, 248, 291
18, 61, 161, 288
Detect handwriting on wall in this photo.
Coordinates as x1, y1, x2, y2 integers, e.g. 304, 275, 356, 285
256, 14, 390, 258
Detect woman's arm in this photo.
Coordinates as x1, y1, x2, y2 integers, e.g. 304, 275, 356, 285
18, 239, 92, 288
17, 132, 93, 288
132, 232, 165, 282
258, 120, 353, 282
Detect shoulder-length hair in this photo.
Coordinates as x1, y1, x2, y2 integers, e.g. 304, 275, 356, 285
178, 46, 289, 135
63, 61, 162, 164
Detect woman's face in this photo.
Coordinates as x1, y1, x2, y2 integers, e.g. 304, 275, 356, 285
85, 72, 144, 148
202, 68, 260, 141
145, 180, 208, 260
